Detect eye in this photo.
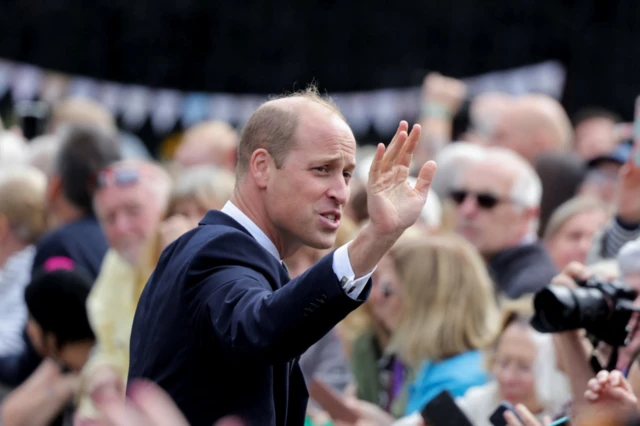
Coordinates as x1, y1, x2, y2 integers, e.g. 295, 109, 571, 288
314, 166, 329, 173
343, 171, 352, 182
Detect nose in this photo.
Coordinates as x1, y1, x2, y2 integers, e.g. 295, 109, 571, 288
111, 212, 132, 236
327, 174, 349, 205
577, 235, 592, 258
458, 194, 479, 217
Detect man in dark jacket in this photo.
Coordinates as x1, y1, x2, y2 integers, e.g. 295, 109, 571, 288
128, 87, 438, 426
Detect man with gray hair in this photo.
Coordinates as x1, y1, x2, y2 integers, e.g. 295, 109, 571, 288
74, 159, 186, 424
451, 146, 556, 298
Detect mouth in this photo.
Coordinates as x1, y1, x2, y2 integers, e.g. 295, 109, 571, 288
319, 212, 341, 229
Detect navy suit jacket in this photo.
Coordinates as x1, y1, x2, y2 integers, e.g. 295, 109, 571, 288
128, 210, 370, 426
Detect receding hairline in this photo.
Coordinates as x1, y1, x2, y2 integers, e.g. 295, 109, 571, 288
259, 94, 346, 121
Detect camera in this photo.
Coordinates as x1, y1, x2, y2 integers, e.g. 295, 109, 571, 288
531, 277, 638, 347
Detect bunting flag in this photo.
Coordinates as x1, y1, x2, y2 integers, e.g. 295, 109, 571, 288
0, 57, 567, 136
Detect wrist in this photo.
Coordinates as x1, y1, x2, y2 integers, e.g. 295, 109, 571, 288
420, 101, 452, 119
348, 224, 400, 278
615, 214, 640, 230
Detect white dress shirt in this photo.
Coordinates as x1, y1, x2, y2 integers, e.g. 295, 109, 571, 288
0, 245, 35, 356
221, 201, 373, 299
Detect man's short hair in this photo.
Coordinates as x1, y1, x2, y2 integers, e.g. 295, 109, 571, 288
55, 125, 122, 214
24, 268, 95, 348
236, 85, 345, 177
572, 107, 621, 128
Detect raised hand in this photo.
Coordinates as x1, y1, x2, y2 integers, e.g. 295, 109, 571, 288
366, 121, 437, 237
503, 404, 551, 426
616, 146, 640, 224
584, 370, 638, 414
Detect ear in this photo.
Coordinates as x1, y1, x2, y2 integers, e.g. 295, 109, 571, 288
0, 215, 9, 241
44, 333, 59, 358
249, 148, 274, 189
46, 175, 62, 205
226, 147, 238, 173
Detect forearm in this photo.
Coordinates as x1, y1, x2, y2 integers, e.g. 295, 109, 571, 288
348, 224, 400, 278
211, 254, 366, 363
1, 381, 72, 426
414, 116, 452, 167
553, 332, 594, 413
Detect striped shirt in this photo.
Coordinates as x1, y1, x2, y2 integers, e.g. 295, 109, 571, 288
0, 245, 35, 356
603, 217, 640, 258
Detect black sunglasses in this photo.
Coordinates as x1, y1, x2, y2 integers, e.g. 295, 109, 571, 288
96, 168, 141, 189
450, 190, 503, 210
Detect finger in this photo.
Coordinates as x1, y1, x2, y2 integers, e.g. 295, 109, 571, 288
396, 124, 422, 168
92, 388, 131, 426
128, 380, 190, 426
542, 416, 552, 426
214, 417, 246, 426
609, 370, 624, 388
587, 378, 601, 392
563, 262, 592, 282
381, 131, 408, 171
381, 121, 408, 165
607, 386, 636, 404
597, 370, 609, 383
367, 143, 386, 181
504, 410, 524, 426
516, 403, 542, 425
413, 160, 437, 197
585, 389, 600, 401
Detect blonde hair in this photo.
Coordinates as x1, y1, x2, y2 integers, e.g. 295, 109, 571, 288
170, 165, 235, 214
487, 297, 571, 416
49, 97, 116, 133
0, 166, 49, 244
543, 196, 608, 241
389, 234, 501, 366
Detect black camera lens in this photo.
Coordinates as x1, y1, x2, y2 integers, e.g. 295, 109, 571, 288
531, 278, 637, 347
531, 286, 579, 332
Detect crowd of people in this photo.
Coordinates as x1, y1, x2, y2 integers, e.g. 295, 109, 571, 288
0, 71, 638, 426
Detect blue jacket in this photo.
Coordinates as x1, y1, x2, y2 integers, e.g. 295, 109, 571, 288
128, 210, 369, 426
404, 350, 488, 415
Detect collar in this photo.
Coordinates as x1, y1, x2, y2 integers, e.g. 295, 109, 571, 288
221, 201, 281, 261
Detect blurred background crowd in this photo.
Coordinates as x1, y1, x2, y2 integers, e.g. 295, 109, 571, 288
1, 1, 640, 426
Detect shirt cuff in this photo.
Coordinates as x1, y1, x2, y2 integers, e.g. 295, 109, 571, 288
332, 242, 375, 300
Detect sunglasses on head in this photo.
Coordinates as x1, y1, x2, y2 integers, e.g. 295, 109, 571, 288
450, 190, 504, 210
95, 168, 142, 190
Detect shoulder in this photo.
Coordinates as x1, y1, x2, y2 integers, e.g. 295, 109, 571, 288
456, 381, 499, 416
418, 352, 487, 384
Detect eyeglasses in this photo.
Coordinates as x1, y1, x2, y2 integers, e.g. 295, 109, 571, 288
95, 168, 141, 190
450, 190, 506, 210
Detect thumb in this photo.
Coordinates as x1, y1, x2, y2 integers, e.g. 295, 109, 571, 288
414, 160, 437, 197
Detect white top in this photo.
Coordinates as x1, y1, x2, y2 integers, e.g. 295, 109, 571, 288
221, 201, 372, 299
0, 245, 35, 356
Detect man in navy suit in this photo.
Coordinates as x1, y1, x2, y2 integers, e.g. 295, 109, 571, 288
126, 87, 437, 426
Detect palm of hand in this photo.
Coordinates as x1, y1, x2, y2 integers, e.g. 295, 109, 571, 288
367, 121, 437, 235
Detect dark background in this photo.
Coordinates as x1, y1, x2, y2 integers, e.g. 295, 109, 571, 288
1, 0, 639, 149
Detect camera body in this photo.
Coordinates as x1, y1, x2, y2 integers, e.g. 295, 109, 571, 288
531, 277, 637, 347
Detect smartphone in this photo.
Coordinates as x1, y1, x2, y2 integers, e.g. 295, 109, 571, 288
547, 417, 570, 426
308, 378, 359, 423
489, 401, 520, 426
420, 390, 473, 426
